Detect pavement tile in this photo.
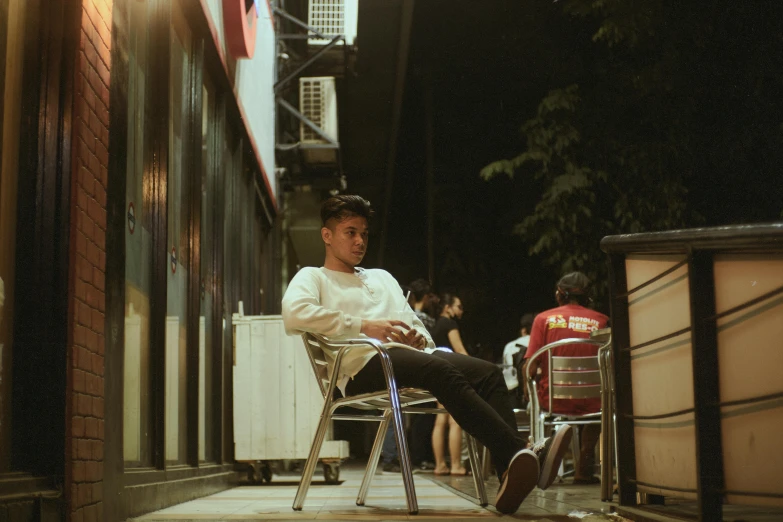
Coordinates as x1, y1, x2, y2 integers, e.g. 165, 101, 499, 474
228, 510, 314, 517
130, 461, 637, 522
132, 512, 228, 522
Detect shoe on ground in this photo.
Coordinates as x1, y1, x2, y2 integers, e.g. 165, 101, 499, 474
494, 449, 539, 514
530, 424, 573, 490
382, 460, 401, 474
419, 460, 435, 471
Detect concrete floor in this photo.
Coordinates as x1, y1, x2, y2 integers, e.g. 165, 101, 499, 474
130, 462, 630, 521
436, 470, 783, 522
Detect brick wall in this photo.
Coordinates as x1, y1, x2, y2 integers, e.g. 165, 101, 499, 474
67, 1, 112, 521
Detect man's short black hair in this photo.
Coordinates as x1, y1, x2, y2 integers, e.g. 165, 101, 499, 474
556, 271, 592, 306
520, 313, 534, 332
320, 195, 374, 227
408, 278, 433, 301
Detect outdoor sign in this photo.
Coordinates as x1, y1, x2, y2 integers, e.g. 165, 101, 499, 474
223, 0, 259, 59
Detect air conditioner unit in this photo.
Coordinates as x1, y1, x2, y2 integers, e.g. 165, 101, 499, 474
299, 77, 339, 165
299, 76, 338, 144
307, 0, 358, 46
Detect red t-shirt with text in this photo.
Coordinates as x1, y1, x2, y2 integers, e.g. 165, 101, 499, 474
524, 304, 608, 415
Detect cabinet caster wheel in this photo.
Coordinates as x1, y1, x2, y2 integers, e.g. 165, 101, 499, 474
323, 462, 340, 484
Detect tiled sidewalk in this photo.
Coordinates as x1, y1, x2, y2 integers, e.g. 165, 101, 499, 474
131, 472, 491, 520
131, 465, 628, 521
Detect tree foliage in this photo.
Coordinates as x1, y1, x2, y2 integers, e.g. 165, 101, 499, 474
482, 0, 783, 308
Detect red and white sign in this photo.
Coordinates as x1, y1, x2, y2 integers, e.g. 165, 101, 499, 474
223, 0, 258, 59
171, 247, 177, 274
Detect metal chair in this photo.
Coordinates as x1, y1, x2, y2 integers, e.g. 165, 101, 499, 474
293, 332, 488, 515
525, 334, 613, 487
590, 328, 619, 501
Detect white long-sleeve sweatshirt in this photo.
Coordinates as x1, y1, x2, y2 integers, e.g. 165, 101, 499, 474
281, 266, 435, 395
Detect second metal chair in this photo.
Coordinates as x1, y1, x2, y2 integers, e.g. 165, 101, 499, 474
525, 333, 614, 493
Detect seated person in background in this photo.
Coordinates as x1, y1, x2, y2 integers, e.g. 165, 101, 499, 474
524, 272, 608, 484
409, 278, 437, 333
377, 284, 416, 474
407, 278, 438, 470
378, 280, 439, 473
281, 195, 573, 514
502, 313, 534, 408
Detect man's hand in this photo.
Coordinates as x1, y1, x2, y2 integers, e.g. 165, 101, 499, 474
400, 328, 426, 350
361, 319, 410, 344
360, 320, 426, 350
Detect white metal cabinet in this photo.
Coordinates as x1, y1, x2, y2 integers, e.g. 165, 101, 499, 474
232, 314, 349, 482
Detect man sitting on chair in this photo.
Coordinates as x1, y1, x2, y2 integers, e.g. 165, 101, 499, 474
524, 272, 608, 484
281, 195, 573, 514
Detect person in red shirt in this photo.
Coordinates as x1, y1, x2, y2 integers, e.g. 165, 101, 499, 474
524, 272, 608, 484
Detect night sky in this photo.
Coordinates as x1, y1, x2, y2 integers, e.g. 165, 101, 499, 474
337, 0, 783, 360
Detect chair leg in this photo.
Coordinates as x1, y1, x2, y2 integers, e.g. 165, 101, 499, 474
601, 416, 613, 500
378, 353, 418, 515
481, 445, 490, 480
613, 413, 620, 492
570, 425, 581, 478
536, 413, 547, 443
292, 407, 333, 511
466, 435, 488, 507
357, 412, 390, 506
529, 409, 538, 444
390, 403, 418, 514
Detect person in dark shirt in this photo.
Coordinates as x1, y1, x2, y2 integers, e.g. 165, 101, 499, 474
430, 293, 470, 475
431, 293, 469, 355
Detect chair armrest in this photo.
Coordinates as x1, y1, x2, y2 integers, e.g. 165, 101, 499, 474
309, 334, 416, 381
313, 333, 415, 359
308, 334, 425, 408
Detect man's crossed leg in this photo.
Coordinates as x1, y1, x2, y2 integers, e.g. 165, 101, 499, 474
346, 348, 572, 514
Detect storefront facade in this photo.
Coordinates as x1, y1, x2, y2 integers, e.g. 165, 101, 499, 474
1, 1, 82, 519
0, 0, 279, 520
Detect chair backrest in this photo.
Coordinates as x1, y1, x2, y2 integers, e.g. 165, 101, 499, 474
549, 354, 602, 401
301, 332, 333, 398
525, 337, 606, 415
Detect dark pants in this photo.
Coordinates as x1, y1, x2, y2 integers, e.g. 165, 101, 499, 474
409, 414, 435, 465
576, 424, 602, 479
345, 348, 525, 477
381, 423, 397, 464
382, 413, 435, 465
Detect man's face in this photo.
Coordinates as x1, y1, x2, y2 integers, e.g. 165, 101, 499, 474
322, 215, 369, 269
